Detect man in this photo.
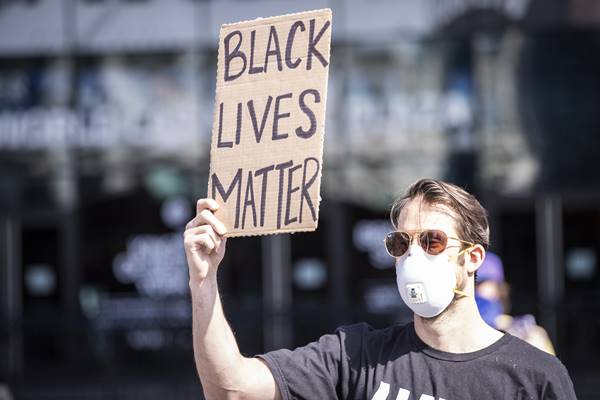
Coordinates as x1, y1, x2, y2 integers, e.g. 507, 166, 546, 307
184, 178, 577, 399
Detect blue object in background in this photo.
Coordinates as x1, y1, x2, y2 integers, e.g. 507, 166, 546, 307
475, 294, 503, 328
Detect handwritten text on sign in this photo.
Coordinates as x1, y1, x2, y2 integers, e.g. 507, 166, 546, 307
208, 9, 332, 236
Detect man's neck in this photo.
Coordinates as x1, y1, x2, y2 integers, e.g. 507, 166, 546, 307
413, 297, 504, 354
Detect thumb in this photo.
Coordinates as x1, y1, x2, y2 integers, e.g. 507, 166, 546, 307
215, 237, 228, 258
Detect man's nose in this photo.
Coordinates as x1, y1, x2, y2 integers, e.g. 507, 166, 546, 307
407, 244, 420, 256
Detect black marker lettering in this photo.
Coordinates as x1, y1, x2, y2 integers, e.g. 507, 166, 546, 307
264, 25, 283, 73
285, 21, 305, 69
241, 171, 257, 229
296, 89, 320, 139
247, 96, 273, 143
249, 30, 264, 75
285, 164, 302, 226
235, 102, 242, 145
307, 19, 330, 70
272, 92, 292, 141
254, 165, 275, 227
224, 30, 247, 82
275, 160, 293, 229
211, 169, 242, 228
217, 102, 233, 148
299, 157, 320, 223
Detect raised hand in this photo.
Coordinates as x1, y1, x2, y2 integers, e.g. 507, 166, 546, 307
184, 198, 228, 285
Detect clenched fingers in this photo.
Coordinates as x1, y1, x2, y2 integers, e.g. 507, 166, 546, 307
186, 200, 227, 236
196, 198, 219, 214
184, 225, 223, 254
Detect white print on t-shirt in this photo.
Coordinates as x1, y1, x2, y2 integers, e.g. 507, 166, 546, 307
371, 381, 447, 400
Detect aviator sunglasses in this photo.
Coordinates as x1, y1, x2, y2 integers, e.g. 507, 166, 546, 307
384, 230, 474, 258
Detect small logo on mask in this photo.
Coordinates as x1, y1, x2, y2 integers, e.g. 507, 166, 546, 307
405, 283, 427, 304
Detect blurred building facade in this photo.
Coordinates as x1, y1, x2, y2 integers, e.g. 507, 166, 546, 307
1, 0, 600, 398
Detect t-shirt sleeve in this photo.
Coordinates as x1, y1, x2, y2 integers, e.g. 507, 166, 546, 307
541, 359, 578, 400
256, 325, 356, 400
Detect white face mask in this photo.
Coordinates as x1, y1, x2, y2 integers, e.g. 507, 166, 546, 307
396, 244, 467, 318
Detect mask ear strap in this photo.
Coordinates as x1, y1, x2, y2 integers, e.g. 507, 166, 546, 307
456, 245, 474, 257
452, 245, 475, 298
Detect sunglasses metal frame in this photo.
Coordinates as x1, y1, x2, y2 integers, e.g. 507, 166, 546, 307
383, 229, 475, 258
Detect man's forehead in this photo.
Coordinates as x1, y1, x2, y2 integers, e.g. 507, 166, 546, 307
396, 198, 458, 232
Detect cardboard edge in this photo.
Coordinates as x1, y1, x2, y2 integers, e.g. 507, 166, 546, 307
207, 20, 227, 199
293, 76, 327, 237
311, 13, 331, 236
219, 8, 332, 30
223, 223, 318, 238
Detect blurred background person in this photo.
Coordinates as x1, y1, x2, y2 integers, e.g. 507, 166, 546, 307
475, 251, 555, 355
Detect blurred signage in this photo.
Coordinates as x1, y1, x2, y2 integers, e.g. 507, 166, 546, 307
0, 105, 199, 151
84, 295, 191, 331
112, 232, 189, 297
79, 197, 193, 352
432, 0, 531, 26
83, 233, 191, 350
0, 54, 204, 152
110, 197, 191, 297
209, 9, 332, 236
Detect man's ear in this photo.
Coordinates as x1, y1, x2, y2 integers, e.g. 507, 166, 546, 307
466, 245, 486, 274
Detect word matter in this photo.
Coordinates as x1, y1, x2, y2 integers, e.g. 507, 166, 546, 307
211, 157, 320, 231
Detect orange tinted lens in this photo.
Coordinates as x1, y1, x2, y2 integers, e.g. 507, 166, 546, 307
385, 232, 410, 257
420, 230, 448, 255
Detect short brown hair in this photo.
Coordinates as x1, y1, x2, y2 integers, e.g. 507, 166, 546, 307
390, 178, 490, 249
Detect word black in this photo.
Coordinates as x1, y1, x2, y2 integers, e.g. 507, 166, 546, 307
224, 18, 331, 81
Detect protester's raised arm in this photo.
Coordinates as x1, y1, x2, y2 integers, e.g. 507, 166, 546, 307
184, 199, 281, 400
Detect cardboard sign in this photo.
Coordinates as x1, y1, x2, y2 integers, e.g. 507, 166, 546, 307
208, 9, 332, 237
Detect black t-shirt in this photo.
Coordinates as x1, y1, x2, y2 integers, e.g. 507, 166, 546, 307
258, 322, 577, 400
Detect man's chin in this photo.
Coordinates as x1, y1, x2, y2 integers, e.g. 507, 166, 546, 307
419, 314, 440, 322
415, 310, 446, 323
417, 301, 460, 323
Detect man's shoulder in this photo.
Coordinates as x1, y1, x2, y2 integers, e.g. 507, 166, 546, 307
501, 333, 569, 374
502, 333, 556, 359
